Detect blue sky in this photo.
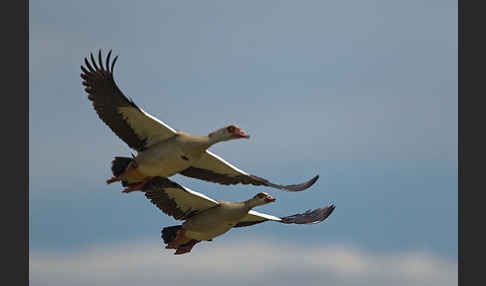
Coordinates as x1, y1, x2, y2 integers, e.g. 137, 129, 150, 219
30, 1, 457, 285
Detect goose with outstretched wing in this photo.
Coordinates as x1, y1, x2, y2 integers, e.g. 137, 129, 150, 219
141, 177, 335, 255
81, 50, 319, 193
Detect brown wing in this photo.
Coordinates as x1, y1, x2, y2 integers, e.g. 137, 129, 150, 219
234, 204, 336, 228
180, 151, 319, 192
142, 177, 219, 221
80, 50, 177, 152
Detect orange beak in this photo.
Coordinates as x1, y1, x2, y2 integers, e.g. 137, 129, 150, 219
265, 195, 276, 203
234, 130, 250, 139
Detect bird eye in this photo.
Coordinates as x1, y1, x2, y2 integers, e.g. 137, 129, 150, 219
227, 126, 235, 133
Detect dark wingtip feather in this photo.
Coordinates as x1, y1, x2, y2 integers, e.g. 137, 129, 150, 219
279, 203, 336, 224
277, 174, 320, 192
328, 204, 336, 215
307, 175, 319, 187
84, 57, 94, 72
80, 65, 90, 75
80, 73, 90, 80
90, 52, 99, 71
98, 50, 104, 71
111, 55, 118, 73
106, 50, 112, 72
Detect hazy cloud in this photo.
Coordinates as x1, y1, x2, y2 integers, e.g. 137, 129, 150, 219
30, 238, 457, 286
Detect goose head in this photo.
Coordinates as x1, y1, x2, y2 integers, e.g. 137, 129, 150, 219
208, 125, 250, 143
245, 192, 276, 208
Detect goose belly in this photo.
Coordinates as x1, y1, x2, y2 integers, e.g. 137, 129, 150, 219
137, 155, 191, 177
135, 145, 196, 177
184, 225, 234, 241
182, 207, 247, 241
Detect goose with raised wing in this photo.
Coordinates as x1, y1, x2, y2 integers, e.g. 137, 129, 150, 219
140, 177, 335, 255
81, 50, 319, 193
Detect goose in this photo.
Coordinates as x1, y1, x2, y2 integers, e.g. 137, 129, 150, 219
81, 50, 319, 193
140, 177, 335, 255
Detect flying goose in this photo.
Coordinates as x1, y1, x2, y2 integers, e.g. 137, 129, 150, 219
81, 50, 319, 193
141, 177, 335, 255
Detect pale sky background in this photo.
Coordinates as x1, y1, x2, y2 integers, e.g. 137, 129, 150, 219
30, 1, 457, 285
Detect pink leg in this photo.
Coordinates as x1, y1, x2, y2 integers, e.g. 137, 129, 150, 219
106, 177, 121, 184
121, 178, 152, 193
174, 240, 200, 255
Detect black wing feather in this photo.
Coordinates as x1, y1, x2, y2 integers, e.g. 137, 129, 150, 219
234, 204, 335, 228
180, 167, 319, 192
141, 177, 218, 221
143, 178, 200, 220
80, 50, 147, 151
280, 204, 336, 224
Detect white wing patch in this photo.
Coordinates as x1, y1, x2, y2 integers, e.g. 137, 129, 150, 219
118, 106, 177, 148
239, 210, 282, 223
191, 150, 250, 177
172, 183, 220, 205
162, 185, 219, 214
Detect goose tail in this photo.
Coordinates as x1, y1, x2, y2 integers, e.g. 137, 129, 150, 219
161, 225, 182, 245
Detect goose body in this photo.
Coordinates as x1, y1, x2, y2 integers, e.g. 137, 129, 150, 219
183, 201, 251, 241
126, 133, 209, 179
81, 50, 319, 193
142, 177, 336, 255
